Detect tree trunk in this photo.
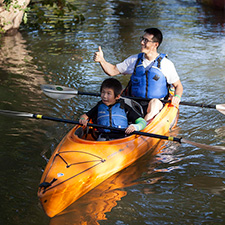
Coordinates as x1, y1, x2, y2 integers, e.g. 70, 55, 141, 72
0, 0, 30, 35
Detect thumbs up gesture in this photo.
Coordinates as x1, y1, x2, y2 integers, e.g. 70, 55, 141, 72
94, 46, 104, 62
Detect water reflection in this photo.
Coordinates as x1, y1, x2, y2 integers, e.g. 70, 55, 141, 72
0, 32, 32, 71
197, 0, 225, 10
197, 4, 225, 33
0, 32, 44, 104
0, 32, 45, 86
188, 176, 225, 195
215, 126, 225, 143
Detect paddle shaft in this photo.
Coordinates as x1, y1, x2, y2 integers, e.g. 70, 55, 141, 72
1, 109, 224, 151
18, 113, 225, 151
32, 113, 182, 143
42, 85, 225, 115
77, 91, 218, 110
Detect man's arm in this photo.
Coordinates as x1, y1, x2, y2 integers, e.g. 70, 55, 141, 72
172, 80, 183, 106
94, 46, 121, 76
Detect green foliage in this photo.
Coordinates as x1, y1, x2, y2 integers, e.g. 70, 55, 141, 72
1, 0, 84, 33
25, 0, 85, 32
3, 0, 13, 6
3, 0, 23, 12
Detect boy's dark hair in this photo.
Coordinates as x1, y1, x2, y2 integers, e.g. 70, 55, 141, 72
100, 78, 123, 97
144, 28, 163, 47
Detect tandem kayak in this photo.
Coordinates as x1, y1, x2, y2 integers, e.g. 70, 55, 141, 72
38, 102, 178, 217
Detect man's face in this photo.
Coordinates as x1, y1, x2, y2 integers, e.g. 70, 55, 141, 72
140, 33, 158, 54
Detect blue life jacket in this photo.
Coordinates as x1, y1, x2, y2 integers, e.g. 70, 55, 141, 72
130, 53, 168, 99
97, 101, 128, 133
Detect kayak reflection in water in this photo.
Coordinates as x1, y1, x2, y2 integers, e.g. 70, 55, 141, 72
79, 78, 146, 141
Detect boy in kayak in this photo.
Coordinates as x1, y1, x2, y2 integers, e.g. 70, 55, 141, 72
79, 78, 146, 140
93, 28, 183, 121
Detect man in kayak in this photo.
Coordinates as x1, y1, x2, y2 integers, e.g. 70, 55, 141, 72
93, 28, 183, 121
79, 78, 146, 140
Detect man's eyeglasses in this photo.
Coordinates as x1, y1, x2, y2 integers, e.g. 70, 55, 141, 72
140, 36, 155, 44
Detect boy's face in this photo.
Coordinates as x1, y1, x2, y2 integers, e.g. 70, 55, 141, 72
101, 87, 120, 106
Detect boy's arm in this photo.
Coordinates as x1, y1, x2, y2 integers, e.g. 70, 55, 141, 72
133, 117, 147, 131
125, 117, 147, 134
79, 102, 100, 127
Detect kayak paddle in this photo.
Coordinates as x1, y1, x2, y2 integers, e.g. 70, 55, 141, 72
0, 109, 225, 152
41, 84, 225, 115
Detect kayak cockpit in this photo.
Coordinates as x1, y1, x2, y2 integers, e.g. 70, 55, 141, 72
74, 125, 129, 142
74, 126, 99, 141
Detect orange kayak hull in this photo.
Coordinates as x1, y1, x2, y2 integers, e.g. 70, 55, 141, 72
38, 103, 178, 217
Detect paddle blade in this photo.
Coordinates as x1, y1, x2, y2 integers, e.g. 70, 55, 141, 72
41, 84, 78, 99
216, 104, 225, 115
182, 138, 225, 152
0, 109, 34, 118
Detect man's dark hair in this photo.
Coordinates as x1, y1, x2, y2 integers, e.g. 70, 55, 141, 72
144, 28, 163, 47
100, 78, 123, 97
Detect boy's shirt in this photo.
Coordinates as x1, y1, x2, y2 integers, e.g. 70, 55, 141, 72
86, 98, 141, 125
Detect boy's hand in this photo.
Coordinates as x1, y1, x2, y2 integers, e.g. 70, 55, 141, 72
125, 124, 136, 134
79, 114, 89, 127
